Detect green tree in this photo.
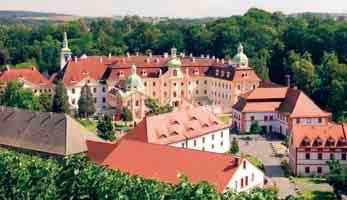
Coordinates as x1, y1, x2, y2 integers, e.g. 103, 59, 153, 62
230, 138, 240, 154
250, 122, 263, 134
0, 81, 40, 111
78, 84, 96, 118
120, 107, 133, 125
38, 92, 52, 112
52, 80, 69, 113
97, 114, 115, 141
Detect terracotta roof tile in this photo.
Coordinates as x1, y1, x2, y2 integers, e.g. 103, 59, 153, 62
124, 107, 229, 145
0, 68, 51, 86
87, 139, 240, 192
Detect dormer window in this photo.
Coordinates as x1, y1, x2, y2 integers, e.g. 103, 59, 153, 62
301, 137, 311, 146
313, 137, 323, 146
326, 137, 335, 147
173, 69, 178, 76
338, 138, 347, 146
188, 127, 194, 131
190, 116, 198, 121
170, 131, 179, 136
159, 134, 167, 139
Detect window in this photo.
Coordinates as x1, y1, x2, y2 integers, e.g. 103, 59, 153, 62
211, 134, 215, 140
153, 92, 156, 96
173, 82, 177, 86
296, 118, 300, 124
251, 116, 255, 121
144, 82, 147, 86
220, 141, 223, 146
72, 88, 75, 94
330, 153, 335, 160
317, 167, 322, 174
153, 82, 156, 86
196, 80, 199, 85
194, 140, 197, 147
102, 87, 106, 92
245, 176, 248, 186
305, 153, 310, 160
181, 82, 184, 86
204, 80, 207, 85
240, 178, 244, 188
135, 100, 139, 106
243, 161, 246, 169
204, 90, 207, 95
202, 147, 205, 151
72, 99, 76, 104
264, 116, 268, 121
237, 85, 241, 90
270, 116, 274, 121
164, 92, 167, 97
173, 69, 178, 76
102, 97, 106, 103
94, 98, 97, 103
164, 82, 167, 87
195, 90, 199, 95
221, 131, 223, 138
211, 144, 214, 149
202, 137, 205, 143
318, 153, 323, 160
251, 173, 255, 182
305, 167, 310, 173
173, 92, 177, 97
181, 143, 185, 148
93, 88, 97, 93
342, 153, 346, 160
181, 91, 184, 96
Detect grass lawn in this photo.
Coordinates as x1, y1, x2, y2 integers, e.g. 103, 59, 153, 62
78, 118, 97, 132
291, 177, 327, 184
245, 154, 264, 170
301, 189, 336, 200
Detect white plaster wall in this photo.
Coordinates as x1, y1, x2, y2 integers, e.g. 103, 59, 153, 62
170, 128, 230, 153
225, 159, 264, 193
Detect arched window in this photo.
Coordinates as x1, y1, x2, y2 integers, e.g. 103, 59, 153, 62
173, 69, 178, 76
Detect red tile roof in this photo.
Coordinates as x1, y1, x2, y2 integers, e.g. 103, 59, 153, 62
87, 139, 240, 192
124, 107, 229, 145
0, 68, 51, 86
60, 55, 259, 84
234, 86, 330, 118
291, 123, 347, 148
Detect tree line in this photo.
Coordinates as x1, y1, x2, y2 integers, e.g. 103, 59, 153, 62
0, 8, 347, 120
0, 147, 305, 200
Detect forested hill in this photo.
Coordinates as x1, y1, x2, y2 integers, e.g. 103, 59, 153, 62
0, 8, 346, 121
0, 10, 77, 25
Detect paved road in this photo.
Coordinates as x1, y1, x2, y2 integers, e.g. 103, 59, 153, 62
233, 135, 297, 198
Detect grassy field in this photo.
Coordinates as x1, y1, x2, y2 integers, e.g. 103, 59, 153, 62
78, 118, 97, 132
246, 154, 264, 170
301, 189, 336, 200
291, 177, 327, 184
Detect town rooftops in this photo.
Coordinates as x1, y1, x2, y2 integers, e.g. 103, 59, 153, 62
291, 123, 347, 148
0, 67, 52, 87
0, 106, 103, 156
87, 139, 242, 192
123, 107, 229, 145
233, 86, 331, 118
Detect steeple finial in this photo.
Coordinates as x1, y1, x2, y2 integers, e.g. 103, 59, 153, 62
63, 32, 69, 49
131, 64, 137, 74
238, 43, 244, 54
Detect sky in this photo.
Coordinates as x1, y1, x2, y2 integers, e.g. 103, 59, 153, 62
1, 0, 347, 18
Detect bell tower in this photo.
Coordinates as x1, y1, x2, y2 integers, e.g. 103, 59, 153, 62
60, 32, 72, 70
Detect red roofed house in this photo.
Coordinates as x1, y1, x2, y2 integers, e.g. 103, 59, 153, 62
0, 66, 53, 95
124, 106, 231, 153
56, 33, 260, 116
87, 139, 265, 193
232, 85, 331, 135
289, 123, 347, 176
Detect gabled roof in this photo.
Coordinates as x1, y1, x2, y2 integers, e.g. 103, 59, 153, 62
87, 139, 241, 192
0, 68, 52, 87
291, 123, 347, 148
124, 107, 229, 145
233, 86, 330, 118
0, 106, 103, 156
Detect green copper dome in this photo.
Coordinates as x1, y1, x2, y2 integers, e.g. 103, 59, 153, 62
125, 65, 144, 91
233, 43, 248, 67
167, 57, 182, 68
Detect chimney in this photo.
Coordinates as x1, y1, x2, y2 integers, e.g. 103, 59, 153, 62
191, 57, 196, 63
189, 53, 193, 57
5, 65, 10, 71
99, 57, 103, 63
108, 53, 112, 59
206, 54, 210, 59
285, 74, 291, 87
74, 56, 78, 63
135, 52, 139, 56
149, 51, 152, 57
163, 52, 169, 58
221, 58, 225, 64
234, 157, 240, 166
126, 52, 130, 57
212, 56, 215, 60
200, 54, 205, 58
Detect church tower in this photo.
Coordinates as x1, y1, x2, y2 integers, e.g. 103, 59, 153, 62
60, 32, 72, 70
